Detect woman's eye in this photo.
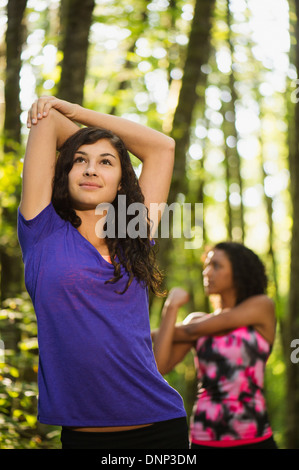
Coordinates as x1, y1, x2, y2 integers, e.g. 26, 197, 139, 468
213, 262, 223, 270
74, 156, 85, 163
101, 158, 112, 166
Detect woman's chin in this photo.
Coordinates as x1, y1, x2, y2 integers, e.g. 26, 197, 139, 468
70, 198, 101, 212
204, 286, 217, 296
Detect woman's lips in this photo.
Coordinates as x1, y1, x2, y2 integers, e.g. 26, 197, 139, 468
79, 182, 102, 189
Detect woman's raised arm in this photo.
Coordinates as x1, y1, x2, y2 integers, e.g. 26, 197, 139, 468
28, 96, 175, 234
20, 98, 79, 220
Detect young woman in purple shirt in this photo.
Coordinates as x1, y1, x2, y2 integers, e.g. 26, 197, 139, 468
18, 96, 188, 449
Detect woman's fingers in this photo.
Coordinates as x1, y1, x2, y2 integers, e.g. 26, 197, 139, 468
36, 97, 49, 119
27, 100, 36, 127
42, 99, 56, 117
27, 96, 53, 125
27, 96, 76, 128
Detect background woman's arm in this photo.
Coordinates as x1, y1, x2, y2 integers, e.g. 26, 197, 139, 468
152, 288, 194, 375
173, 295, 276, 344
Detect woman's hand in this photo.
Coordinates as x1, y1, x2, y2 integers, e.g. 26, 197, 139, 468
164, 287, 190, 310
27, 96, 78, 128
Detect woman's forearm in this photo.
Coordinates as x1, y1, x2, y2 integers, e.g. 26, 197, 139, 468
28, 97, 174, 161
72, 105, 175, 162
53, 110, 79, 149
171, 294, 275, 342
27, 95, 175, 228
153, 288, 192, 374
153, 302, 178, 374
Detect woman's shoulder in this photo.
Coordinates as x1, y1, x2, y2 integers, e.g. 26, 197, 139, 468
239, 294, 275, 316
249, 294, 276, 321
245, 295, 276, 345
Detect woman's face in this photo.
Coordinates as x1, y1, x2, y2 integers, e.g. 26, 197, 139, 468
202, 249, 236, 298
68, 139, 122, 211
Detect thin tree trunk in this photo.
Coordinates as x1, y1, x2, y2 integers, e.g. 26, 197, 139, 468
258, 126, 280, 301
109, 5, 148, 116
226, 0, 244, 242
4, 0, 27, 145
169, 0, 216, 203
1, 0, 28, 301
57, 0, 95, 105
157, 0, 216, 277
221, 97, 234, 239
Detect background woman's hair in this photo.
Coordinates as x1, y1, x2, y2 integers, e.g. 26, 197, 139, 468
214, 241, 268, 305
52, 126, 164, 296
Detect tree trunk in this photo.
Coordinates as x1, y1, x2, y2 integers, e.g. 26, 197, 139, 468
258, 127, 280, 301
1, 0, 27, 301
225, 0, 244, 242
156, 0, 216, 281
169, 0, 216, 203
4, 0, 27, 145
285, 0, 299, 449
57, 0, 95, 105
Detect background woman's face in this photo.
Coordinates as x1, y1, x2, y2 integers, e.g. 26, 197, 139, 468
202, 249, 235, 298
67, 139, 122, 211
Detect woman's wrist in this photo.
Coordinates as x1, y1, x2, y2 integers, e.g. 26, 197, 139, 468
161, 303, 180, 325
71, 103, 83, 122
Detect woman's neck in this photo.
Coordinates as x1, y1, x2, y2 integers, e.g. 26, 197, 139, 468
220, 292, 237, 310
76, 209, 109, 255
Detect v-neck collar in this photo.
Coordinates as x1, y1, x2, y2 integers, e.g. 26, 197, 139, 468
69, 222, 113, 268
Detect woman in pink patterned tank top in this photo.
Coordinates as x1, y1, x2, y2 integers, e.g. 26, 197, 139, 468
152, 242, 278, 449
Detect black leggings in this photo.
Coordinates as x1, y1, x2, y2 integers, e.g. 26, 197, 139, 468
61, 417, 189, 449
191, 435, 278, 449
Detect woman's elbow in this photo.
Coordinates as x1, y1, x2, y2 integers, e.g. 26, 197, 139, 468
156, 362, 172, 376
167, 137, 175, 162
184, 324, 200, 342
168, 136, 176, 153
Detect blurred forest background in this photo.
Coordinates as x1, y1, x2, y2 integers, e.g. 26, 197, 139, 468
0, 0, 298, 449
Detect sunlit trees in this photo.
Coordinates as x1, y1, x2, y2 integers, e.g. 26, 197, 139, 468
1, 0, 27, 301
0, 0, 295, 448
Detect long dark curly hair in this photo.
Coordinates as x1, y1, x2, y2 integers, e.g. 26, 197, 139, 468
214, 241, 268, 305
52, 126, 164, 295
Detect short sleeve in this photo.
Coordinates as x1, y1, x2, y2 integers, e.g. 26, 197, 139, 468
17, 203, 65, 262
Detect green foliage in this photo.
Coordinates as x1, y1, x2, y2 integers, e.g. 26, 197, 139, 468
0, 0, 294, 447
0, 140, 23, 258
264, 325, 287, 449
0, 294, 60, 449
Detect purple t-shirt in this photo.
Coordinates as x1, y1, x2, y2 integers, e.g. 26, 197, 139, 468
17, 203, 186, 427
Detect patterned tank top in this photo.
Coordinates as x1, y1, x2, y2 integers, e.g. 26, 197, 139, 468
190, 326, 273, 447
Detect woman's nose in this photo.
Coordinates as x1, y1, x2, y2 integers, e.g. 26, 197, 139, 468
202, 265, 211, 277
83, 164, 97, 176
